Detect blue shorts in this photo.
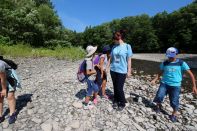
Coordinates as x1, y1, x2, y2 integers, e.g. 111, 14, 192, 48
153, 82, 181, 111
85, 79, 99, 96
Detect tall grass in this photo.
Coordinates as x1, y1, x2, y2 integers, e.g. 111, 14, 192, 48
0, 44, 85, 60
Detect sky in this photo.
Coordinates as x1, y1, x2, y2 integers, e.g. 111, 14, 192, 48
51, 0, 193, 32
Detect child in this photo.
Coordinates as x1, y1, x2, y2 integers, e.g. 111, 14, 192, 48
83, 45, 99, 110
0, 58, 19, 124
151, 47, 197, 122
99, 45, 111, 99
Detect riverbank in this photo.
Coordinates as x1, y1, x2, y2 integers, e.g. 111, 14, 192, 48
0, 57, 196, 130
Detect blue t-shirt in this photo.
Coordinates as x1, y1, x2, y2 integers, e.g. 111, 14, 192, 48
160, 59, 190, 87
110, 43, 133, 74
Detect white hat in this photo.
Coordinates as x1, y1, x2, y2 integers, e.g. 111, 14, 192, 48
166, 47, 178, 58
86, 45, 97, 57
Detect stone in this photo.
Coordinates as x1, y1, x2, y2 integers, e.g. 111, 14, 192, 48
134, 117, 144, 123
70, 120, 80, 129
72, 102, 83, 109
32, 117, 42, 124
41, 123, 52, 131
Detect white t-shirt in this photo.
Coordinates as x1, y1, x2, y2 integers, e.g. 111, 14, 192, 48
100, 54, 108, 70
86, 59, 96, 81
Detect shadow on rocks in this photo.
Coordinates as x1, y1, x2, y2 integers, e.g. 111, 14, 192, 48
3, 94, 33, 117
129, 92, 169, 116
75, 89, 87, 100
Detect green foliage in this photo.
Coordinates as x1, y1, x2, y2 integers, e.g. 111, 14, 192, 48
0, 44, 85, 60
0, 0, 196, 53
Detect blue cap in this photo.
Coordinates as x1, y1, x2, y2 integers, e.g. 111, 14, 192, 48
166, 47, 178, 58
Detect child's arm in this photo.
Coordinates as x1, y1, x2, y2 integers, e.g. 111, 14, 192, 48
86, 69, 96, 76
99, 57, 105, 78
151, 71, 163, 85
0, 72, 7, 97
186, 70, 197, 94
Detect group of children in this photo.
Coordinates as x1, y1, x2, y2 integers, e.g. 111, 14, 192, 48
81, 45, 197, 122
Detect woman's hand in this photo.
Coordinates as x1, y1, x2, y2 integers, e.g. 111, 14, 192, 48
127, 71, 131, 78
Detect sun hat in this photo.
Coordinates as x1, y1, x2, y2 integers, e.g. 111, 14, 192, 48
102, 45, 111, 54
166, 47, 178, 58
86, 45, 97, 57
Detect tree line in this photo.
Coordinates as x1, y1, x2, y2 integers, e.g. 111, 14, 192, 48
0, 0, 197, 53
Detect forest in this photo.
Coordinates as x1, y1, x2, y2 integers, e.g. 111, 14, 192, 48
0, 0, 197, 53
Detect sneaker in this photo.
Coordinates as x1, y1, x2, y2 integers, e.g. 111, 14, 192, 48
112, 103, 118, 109
9, 112, 17, 124
101, 95, 109, 100
155, 107, 161, 113
117, 106, 125, 111
0, 116, 5, 123
169, 115, 177, 122
83, 101, 94, 110
93, 98, 98, 105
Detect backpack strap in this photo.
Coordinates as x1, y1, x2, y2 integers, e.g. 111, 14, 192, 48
163, 59, 183, 66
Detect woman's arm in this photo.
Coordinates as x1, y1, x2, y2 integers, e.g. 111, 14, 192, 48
127, 57, 132, 77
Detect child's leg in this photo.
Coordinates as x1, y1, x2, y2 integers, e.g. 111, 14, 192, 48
168, 87, 181, 116
101, 79, 107, 96
85, 79, 94, 103
85, 96, 90, 103
153, 83, 167, 109
7, 92, 16, 115
0, 96, 4, 117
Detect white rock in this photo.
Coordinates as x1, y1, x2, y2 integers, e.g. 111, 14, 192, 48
32, 117, 42, 124
70, 120, 80, 129
52, 121, 59, 131
134, 117, 144, 123
72, 102, 83, 109
41, 123, 52, 131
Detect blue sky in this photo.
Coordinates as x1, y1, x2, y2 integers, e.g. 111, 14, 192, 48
51, 0, 193, 32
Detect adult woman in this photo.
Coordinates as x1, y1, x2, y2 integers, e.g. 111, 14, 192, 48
110, 30, 133, 111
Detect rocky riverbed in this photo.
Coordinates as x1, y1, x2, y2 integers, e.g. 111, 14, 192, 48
0, 57, 197, 131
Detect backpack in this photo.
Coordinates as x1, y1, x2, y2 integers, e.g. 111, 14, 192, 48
163, 59, 183, 66
0, 56, 18, 70
0, 56, 20, 88
7, 69, 21, 89
77, 60, 87, 83
93, 53, 102, 65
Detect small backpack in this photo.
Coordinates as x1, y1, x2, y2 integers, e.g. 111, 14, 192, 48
93, 53, 102, 65
0, 56, 18, 70
77, 60, 87, 83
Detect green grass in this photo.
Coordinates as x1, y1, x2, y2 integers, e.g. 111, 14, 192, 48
0, 44, 86, 60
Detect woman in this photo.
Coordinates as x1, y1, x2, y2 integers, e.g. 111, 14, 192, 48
110, 30, 133, 111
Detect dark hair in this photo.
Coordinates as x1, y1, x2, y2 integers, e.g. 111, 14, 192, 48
0, 56, 18, 70
102, 45, 111, 54
113, 30, 127, 40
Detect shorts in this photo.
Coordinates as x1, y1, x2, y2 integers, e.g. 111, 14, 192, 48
86, 79, 99, 96
153, 82, 181, 111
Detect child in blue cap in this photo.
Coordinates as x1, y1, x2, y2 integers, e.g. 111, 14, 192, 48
151, 47, 197, 122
